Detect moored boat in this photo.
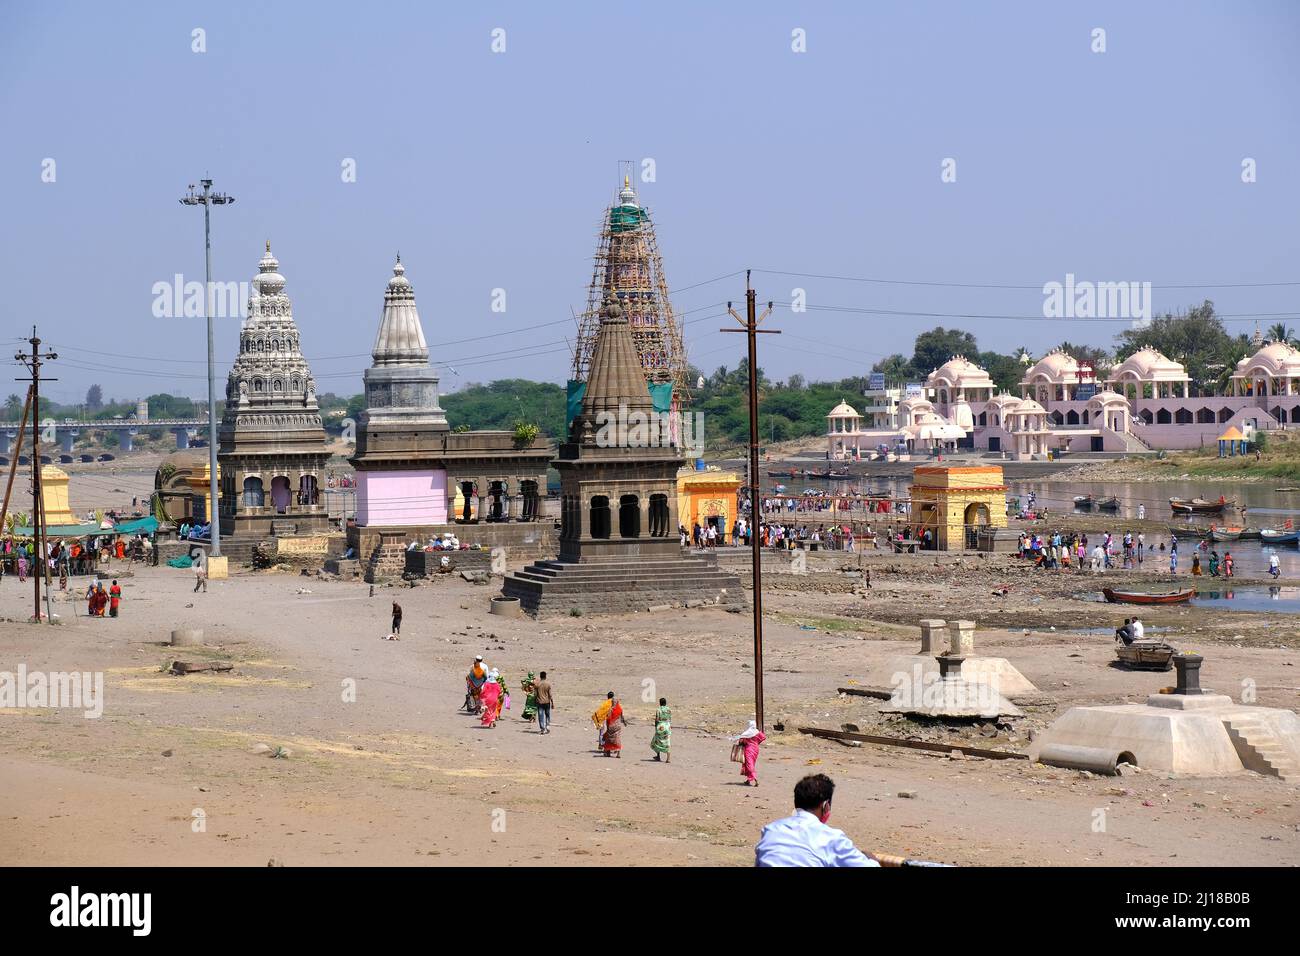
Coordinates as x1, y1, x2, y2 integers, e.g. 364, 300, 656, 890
1115, 641, 1177, 671
1168, 525, 1210, 538
1260, 528, 1300, 545
1073, 495, 1094, 508
1209, 528, 1241, 542
1170, 496, 1232, 515
1096, 496, 1121, 511
1102, 587, 1197, 605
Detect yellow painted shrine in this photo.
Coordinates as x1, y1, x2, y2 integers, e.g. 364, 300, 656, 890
909, 464, 1007, 550
676, 467, 741, 534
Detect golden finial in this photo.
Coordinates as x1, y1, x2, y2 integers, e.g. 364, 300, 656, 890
624, 174, 630, 189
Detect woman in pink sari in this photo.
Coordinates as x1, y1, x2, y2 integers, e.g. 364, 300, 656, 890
733, 719, 766, 786
480, 677, 502, 729
601, 697, 626, 758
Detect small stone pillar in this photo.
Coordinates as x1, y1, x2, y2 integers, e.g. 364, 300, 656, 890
937, 654, 964, 681
1173, 653, 1204, 695
950, 619, 976, 656
919, 619, 949, 654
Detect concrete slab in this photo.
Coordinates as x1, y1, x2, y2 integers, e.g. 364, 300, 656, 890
882, 654, 1039, 697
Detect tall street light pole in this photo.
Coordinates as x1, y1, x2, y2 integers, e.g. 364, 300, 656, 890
724, 271, 777, 729
180, 178, 234, 556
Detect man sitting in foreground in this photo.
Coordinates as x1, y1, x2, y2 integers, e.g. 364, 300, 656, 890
755, 774, 879, 867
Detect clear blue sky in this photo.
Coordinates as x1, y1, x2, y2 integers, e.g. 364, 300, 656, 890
2, 0, 1297, 406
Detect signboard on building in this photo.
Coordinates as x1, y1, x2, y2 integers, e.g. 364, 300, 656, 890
868, 373, 886, 392
1075, 382, 1097, 401
904, 382, 924, 398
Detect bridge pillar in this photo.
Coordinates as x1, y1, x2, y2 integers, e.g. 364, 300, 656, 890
59, 428, 79, 454
173, 427, 191, 450
121, 428, 137, 453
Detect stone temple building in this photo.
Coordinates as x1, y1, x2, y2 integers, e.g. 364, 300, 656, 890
347, 256, 552, 579
217, 242, 330, 537
501, 298, 743, 615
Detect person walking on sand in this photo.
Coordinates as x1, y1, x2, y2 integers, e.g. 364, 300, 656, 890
480, 674, 502, 729
592, 692, 615, 751
651, 698, 671, 763
601, 694, 627, 757
533, 671, 554, 734
193, 558, 207, 593
732, 719, 767, 787
109, 580, 121, 617
390, 601, 402, 638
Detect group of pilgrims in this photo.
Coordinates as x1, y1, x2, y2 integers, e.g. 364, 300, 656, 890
1018, 528, 1237, 577
460, 655, 767, 781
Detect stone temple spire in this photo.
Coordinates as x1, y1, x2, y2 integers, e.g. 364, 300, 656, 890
579, 295, 655, 428
371, 254, 430, 367
357, 256, 447, 433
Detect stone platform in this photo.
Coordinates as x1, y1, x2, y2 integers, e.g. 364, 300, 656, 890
501, 552, 746, 617
1034, 693, 1300, 779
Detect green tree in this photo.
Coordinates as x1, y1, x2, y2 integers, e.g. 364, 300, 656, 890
1267, 323, 1296, 347
912, 327, 979, 375
3, 393, 21, 421
1115, 301, 1232, 396
86, 384, 103, 410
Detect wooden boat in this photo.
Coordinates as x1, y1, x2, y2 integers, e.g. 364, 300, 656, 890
1168, 525, 1210, 538
1103, 587, 1197, 605
1115, 641, 1177, 671
1073, 495, 1094, 508
1096, 496, 1121, 511
816, 470, 853, 480
1170, 497, 1232, 515
1260, 528, 1300, 545
1237, 528, 1261, 541
1209, 528, 1241, 542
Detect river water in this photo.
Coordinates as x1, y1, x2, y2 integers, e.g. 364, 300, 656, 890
749, 472, 1300, 578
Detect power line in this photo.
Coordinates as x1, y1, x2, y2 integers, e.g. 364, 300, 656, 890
753, 268, 1300, 291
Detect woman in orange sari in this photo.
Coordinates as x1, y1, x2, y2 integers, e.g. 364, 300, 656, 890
601, 696, 627, 758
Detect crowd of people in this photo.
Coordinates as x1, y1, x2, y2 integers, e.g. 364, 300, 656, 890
1017, 528, 1238, 577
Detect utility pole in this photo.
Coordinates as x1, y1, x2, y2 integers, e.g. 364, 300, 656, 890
15, 329, 58, 623
180, 178, 235, 556
724, 271, 778, 729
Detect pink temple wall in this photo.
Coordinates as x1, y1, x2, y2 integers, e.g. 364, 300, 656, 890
356, 469, 448, 526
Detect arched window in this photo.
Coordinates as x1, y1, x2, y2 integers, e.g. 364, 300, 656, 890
649, 493, 669, 537
590, 496, 611, 539
1156, 408, 1172, 425
242, 476, 264, 508
273, 379, 283, 391
619, 495, 640, 538
254, 379, 264, 393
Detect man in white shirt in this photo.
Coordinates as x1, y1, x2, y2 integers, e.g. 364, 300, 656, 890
755, 774, 879, 867
1130, 618, 1145, 642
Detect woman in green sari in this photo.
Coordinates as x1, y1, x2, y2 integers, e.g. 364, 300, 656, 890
520, 672, 539, 722
651, 697, 671, 763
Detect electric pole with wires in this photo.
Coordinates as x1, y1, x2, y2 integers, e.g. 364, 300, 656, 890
14, 328, 58, 623
724, 271, 778, 730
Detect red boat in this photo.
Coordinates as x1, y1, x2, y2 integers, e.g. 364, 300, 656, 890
1103, 587, 1197, 605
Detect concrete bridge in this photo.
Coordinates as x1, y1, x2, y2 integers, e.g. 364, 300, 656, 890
0, 418, 209, 455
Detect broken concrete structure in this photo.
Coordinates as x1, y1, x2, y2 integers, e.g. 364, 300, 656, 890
1035, 655, 1300, 780
882, 653, 1024, 719
882, 619, 1039, 698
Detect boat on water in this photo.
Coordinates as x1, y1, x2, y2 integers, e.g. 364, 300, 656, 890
1115, 641, 1177, 672
1169, 525, 1211, 538
1073, 495, 1094, 508
1096, 496, 1121, 511
1170, 496, 1232, 515
1260, 528, 1300, 545
1102, 587, 1197, 605
1209, 528, 1241, 542
815, 470, 853, 481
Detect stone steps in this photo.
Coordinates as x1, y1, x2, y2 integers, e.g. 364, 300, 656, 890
1224, 716, 1298, 782
501, 553, 746, 616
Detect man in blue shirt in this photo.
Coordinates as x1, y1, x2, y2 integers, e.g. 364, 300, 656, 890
755, 774, 879, 867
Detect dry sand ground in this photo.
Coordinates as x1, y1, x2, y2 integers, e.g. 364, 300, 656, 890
1, 545, 1297, 867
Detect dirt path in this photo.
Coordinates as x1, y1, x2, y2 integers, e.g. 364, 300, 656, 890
1, 555, 1296, 866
